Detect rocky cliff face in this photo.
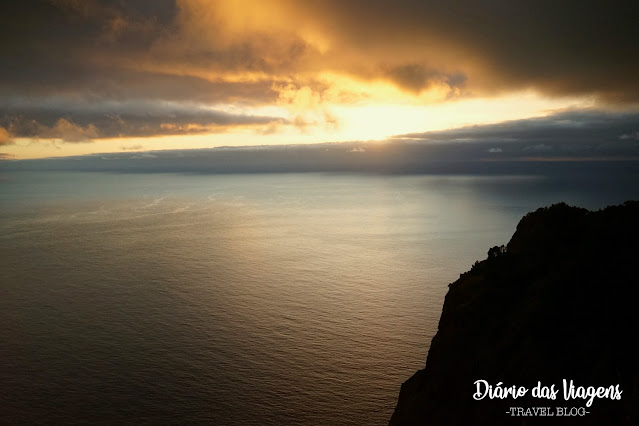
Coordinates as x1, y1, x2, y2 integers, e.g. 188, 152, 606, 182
390, 201, 639, 425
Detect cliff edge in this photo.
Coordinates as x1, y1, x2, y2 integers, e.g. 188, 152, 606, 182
390, 201, 639, 425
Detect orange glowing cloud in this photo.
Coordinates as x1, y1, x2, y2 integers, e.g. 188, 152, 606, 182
1, 0, 638, 159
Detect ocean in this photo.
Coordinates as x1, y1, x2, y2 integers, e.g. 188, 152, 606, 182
2, 171, 637, 424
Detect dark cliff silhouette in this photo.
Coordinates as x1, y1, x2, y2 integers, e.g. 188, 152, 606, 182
390, 201, 639, 425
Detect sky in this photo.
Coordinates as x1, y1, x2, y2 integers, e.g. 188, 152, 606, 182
1, 0, 638, 160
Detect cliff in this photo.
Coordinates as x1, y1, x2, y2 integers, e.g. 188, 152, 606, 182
390, 201, 639, 425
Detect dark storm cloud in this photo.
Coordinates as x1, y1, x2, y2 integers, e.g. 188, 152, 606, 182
0, 1, 278, 102
385, 64, 467, 94
0, 0, 289, 141
0, 98, 284, 141
304, 0, 639, 102
3, 0, 638, 104
2, 65, 277, 105
1, 0, 638, 146
398, 110, 639, 158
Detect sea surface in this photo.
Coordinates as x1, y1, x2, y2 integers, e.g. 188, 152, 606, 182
1, 171, 638, 425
